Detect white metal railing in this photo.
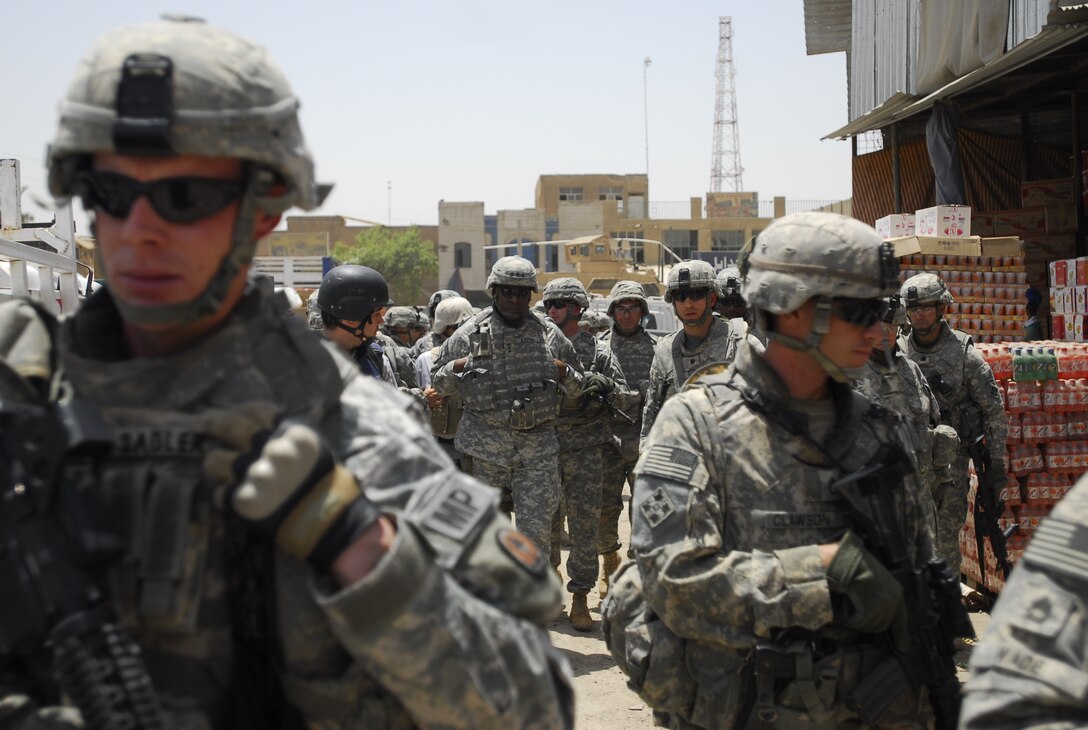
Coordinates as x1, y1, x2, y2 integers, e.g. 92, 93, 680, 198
252, 255, 327, 288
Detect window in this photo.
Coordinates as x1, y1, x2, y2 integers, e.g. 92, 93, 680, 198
611, 231, 644, 263
662, 229, 696, 261
558, 186, 584, 202
710, 230, 745, 252
599, 186, 623, 201
454, 242, 472, 268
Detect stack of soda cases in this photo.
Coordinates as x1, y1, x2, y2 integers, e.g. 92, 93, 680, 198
964, 341, 1088, 593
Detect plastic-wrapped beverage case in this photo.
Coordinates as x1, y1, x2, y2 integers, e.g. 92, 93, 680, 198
1011, 347, 1024, 382
1006, 381, 1021, 411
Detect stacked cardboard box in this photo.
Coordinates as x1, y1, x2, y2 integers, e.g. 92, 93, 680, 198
1047, 256, 1088, 341
963, 341, 1088, 592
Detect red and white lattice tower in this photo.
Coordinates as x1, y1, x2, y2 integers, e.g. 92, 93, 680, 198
710, 16, 743, 193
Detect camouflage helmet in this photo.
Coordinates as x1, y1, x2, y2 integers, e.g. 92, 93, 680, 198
383, 306, 417, 329
606, 280, 648, 316
428, 289, 460, 317
580, 310, 611, 332
882, 295, 908, 326
541, 277, 589, 308
433, 296, 475, 332
47, 18, 324, 327
664, 260, 717, 303
716, 266, 744, 298
900, 273, 953, 306
743, 212, 899, 314
486, 255, 538, 292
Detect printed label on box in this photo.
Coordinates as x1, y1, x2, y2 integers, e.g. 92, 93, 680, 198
915, 205, 972, 237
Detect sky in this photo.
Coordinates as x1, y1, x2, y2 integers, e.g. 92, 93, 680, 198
2, 1, 853, 232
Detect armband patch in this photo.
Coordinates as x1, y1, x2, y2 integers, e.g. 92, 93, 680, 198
496, 528, 547, 577
415, 476, 491, 544
1024, 517, 1088, 583
641, 444, 707, 489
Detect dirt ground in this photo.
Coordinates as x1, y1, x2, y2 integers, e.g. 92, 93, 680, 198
544, 497, 991, 730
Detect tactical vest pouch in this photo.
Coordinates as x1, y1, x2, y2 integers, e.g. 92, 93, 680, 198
601, 561, 696, 717
430, 393, 464, 439
509, 380, 559, 431
459, 368, 495, 410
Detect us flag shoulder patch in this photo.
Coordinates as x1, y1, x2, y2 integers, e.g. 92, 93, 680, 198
642, 444, 700, 483
1024, 517, 1088, 582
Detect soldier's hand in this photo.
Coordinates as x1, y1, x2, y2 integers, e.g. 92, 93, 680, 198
554, 359, 570, 378
202, 407, 381, 574
424, 386, 445, 409
453, 356, 470, 373
825, 529, 905, 639
582, 372, 616, 397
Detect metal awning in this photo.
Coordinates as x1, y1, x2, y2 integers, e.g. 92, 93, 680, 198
824, 20, 1088, 139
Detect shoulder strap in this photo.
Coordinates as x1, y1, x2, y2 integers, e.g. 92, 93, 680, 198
669, 333, 687, 391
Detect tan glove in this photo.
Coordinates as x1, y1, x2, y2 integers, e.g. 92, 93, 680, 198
201, 404, 381, 572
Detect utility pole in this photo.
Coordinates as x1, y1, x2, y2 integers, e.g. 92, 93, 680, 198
386, 180, 391, 225
643, 57, 652, 180
710, 17, 743, 193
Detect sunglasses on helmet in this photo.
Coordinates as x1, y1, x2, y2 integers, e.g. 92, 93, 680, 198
832, 298, 885, 328
79, 170, 245, 224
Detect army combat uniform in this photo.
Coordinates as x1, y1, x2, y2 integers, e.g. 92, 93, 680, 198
640, 316, 756, 446
550, 329, 635, 594
431, 308, 583, 560
610, 342, 935, 728
960, 472, 1088, 728
0, 283, 574, 730
597, 322, 657, 555
898, 321, 1007, 574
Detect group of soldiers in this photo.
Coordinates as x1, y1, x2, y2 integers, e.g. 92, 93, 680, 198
0, 15, 1086, 730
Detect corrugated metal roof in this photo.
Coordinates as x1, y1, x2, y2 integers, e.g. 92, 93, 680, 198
825, 20, 1088, 139
804, 0, 852, 55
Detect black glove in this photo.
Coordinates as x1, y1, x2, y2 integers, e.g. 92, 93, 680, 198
582, 372, 616, 397
826, 529, 907, 647
202, 405, 381, 573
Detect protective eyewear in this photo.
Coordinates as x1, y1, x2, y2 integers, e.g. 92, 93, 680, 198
543, 299, 571, 310
832, 298, 885, 328
79, 170, 245, 223
672, 289, 708, 303
613, 304, 642, 315
905, 303, 938, 314
496, 286, 532, 300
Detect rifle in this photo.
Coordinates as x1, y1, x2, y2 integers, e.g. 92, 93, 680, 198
592, 392, 636, 425
831, 444, 975, 730
926, 373, 1016, 579
0, 397, 164, 729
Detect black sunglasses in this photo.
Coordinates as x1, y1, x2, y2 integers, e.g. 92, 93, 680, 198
79, 170, 245, 224
833, 298, 885, 328
543, 299, 571, 310
672, 289, 708, 303
497, 286, 532, 300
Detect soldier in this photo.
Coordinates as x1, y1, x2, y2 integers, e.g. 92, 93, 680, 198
641, 259, 757, 446
418, 296, 475, 467
0, 18, 573, 728
898, 273, 1007, 576
597, 280, 657, 598
314, 265, 398, 386
381, 305, 417, 347
417, 297, 475, 389
603, 212, 953, 728
715, 265, 748, 320
431, 256, 583, 564
410, 289, 460, 359
856, 296, 958, 539
376, 305, 421, 389
960, 471, 1088, 728
408, 307, 429, 346
542, 278, 635, 631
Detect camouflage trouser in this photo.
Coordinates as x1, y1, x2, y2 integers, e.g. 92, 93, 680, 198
598, 442, 634, 554
550, 445, 602, 594
471, 454, 561, 560
935, 452, 971, 576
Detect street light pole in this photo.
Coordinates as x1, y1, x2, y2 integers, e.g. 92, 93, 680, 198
643, 57, 652, 180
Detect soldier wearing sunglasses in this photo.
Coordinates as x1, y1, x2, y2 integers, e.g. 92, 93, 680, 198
640, 259, 759, 448
0, 18, 573, 729
605, 212, 945, 728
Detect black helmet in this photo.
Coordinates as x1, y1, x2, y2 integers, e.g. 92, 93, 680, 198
317, 265, 393, 321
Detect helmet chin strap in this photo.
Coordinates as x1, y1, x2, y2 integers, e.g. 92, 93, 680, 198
678, 292, 713, 329
104, 168, 287, 326
765, 296, 863, 384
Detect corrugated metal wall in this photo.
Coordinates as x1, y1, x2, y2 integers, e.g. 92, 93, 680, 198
1008, 0, 1051, 46
850, 0, 920, 121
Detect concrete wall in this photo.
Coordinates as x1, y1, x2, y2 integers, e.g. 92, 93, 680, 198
438, 201, 486, 294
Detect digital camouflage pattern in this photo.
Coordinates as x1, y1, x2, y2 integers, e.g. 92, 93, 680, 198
0, 282, 574, 729
375, 331, 421, 390
597, 323, 657, 554
431, 308, 583, 560
961, 472, 1088, 728
856, 350, 952, 540
550, 330, 635, 594
640, 316, 756, 445
607, 342, 935, 728
898, 321, 1007, 574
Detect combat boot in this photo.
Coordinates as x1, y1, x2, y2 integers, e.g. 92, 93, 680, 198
598, 550, 622, 599
569, 592, 594, 632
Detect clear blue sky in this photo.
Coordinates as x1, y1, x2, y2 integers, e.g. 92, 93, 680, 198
2, 1, 852, 231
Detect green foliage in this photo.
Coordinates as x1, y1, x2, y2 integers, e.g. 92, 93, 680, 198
332, 226, 437, 305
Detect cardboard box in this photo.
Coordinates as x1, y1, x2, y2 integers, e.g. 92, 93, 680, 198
993, 207, 1047, 236
1046, 203, 1078, 234
981, 237, 1024, 258
1077, 286, 1088, 314
1021, 178, 1075, 207
1078, 258, 1088, 288
875, 214, 915, 239
1025, 234, 1077, 262
1049, 260, 1067, 288
972, 213, 996, 237
892, 235, 982, 258
1052, 314, 1065, 340
915, 205, 971, 237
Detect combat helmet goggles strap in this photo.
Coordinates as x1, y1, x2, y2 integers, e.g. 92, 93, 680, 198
96, 53, 302, 326
767, 296, 860, 384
